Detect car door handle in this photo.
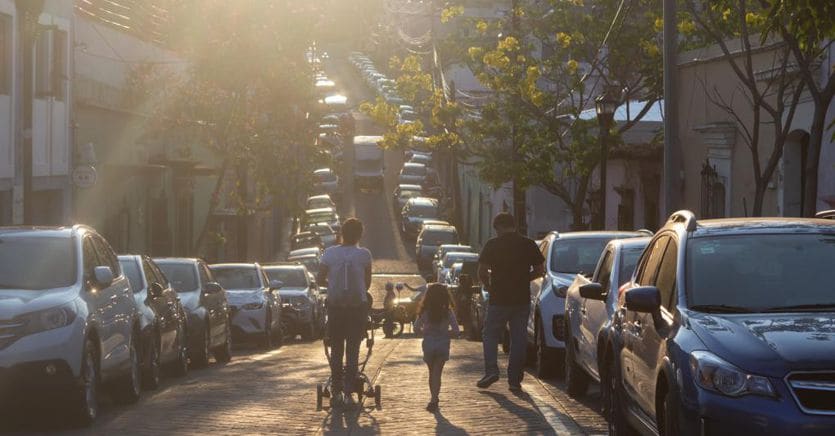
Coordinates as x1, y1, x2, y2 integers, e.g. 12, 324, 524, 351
580, 307, 587, 316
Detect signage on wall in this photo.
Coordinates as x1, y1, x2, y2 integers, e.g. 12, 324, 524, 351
72, 165, 97, 188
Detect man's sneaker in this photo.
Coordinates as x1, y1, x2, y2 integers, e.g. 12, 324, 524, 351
426, 399, 439, 412
476, 374, 499, 388
508, 383, 523, 393
330, 392, 344, 408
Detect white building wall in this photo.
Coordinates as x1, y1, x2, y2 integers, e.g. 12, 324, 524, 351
0, 0, 16, 181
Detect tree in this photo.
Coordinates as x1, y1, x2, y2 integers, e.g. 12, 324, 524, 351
683, 0, 806, 216
761, 0, 835, 216
130, 1, 324, 256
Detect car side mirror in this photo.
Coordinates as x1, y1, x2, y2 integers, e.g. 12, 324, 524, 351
270, 280, 283, 290
148, 282, 164, 299
579, 282, 606, 301
625, 286, 661, 313
93, 266, 114, 288
204, 282, 223, 295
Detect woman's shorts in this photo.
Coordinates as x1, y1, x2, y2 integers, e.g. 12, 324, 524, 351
422, 338, 450, 363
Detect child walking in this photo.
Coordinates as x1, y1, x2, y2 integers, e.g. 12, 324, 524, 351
414, 283, 460, 412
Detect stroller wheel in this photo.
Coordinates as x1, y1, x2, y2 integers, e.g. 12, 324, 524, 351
374, 385, 382, 409
316, 384, 323, 410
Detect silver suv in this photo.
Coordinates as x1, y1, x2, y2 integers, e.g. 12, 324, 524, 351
0, 226, 142, 425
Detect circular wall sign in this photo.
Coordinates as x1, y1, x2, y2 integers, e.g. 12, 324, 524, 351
72, 165, 98, 188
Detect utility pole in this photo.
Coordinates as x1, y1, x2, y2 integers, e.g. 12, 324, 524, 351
662, 0, 679, 219
16, 0, 46, 224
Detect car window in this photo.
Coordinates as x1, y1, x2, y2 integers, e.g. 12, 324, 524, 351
211, 267, 262, 290
550, 237, 614, 275
120, 258, 144, 292
265, 268, 308, 287
637, 236, 669, 286
198, 263, 211, 285
0, 236, 77, 290
159, 262, 200, 292
618, 247, 645, 286
150, 261, 170, 287
654, 239, 678, 310
596, 250, 613, 291
423, 230, 458, 246
83, 236, 100, 278
92, 235, 121, 276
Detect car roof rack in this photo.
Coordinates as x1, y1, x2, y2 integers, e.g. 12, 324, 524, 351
668, 210, 698, 231
815, 210, 835, 220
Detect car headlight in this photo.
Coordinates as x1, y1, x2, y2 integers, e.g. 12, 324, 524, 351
21, 305, 77, 336
689, 350, 775, 397
242, 302, 264, 310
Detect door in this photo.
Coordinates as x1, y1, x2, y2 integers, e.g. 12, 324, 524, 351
91, 235, 133, 376
621, 235, 668, 408
579, 249, 612, 373
633, 238, 678, 417
143, 258, 177, 358
200, 261, 224, 344
528, 239, 550, 341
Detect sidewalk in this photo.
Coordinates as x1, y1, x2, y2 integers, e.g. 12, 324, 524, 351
337, 335, 591, 435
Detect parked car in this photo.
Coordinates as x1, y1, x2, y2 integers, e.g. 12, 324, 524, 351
437, 252, 480, 283
118, 255, 189, 389
408, 152, 431, 165
302, 207, 340, 232
288, 252, 322, 275
393, 184, 424, 211
415, 225, 459, 271
400, 197, 441, 236
263, 264, 324, 340
398, 162, 428, 184
291, 231, 324, 251
306, 194, 336, 211
155, 258, 232, 367
529, 230, 648, 378
562, 237, 649, 397
209, 263, 284, 349
432, 244, 475, 280
604, 212, 835, 435
0, 226, 141, 424
816, 209, 835, 219
313, 168, 340, 196
305, 222, 338, 247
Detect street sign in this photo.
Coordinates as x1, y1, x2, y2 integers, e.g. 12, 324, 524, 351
72, 165, 97, 188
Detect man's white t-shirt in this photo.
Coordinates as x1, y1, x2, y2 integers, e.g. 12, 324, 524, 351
321, 244, 372, 307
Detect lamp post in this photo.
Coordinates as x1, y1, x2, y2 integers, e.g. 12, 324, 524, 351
594, 88, 619, 230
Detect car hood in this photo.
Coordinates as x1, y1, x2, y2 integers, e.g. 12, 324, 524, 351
278, 288, 308, 298
687, 311, 835, 377
0, 287, 79, 318
225, 290, 265, 306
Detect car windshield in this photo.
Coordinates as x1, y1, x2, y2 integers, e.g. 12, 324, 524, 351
265, 268, 308, 288
423, 231, 457, 246
308, 224, 334, 235
157, 263, 199, 292
307, 198, 332, 209
400, 189, 421, 199
211, 267, 261, 290
307, 211, 336, 223
686, 233, 835, 311
316, 172, 336, 183
409, 204, 438, 218
119, 259, 144, 293
444, 253, 477, 267
618, 247, 645, 286
0, 236, 76, 290
403, 165, 426, 176
551, 237, 614, 275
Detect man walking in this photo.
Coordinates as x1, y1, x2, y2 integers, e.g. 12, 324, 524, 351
317, 218, 373, 408
476, 213, 545, 391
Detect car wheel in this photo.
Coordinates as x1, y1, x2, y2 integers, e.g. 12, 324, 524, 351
605, 359, 635, 436
213, 319, 233, 364
565, 321, 590, 397
170, 323, 189, 377
467, 309, 482, 341
535, 321, 562, 379
659, 383, 681, 436
302, 319, 316, 341
71, 338, 99, 426
192, 320, 211, 368
111, 332, 141, 404
142, 332, 161, 390
273, 311, 285, 348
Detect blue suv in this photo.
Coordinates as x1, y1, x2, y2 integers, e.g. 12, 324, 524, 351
603, 211, 835, 435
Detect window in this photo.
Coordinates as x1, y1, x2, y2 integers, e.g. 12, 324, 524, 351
0, 14, 10, 95
596, 251, 613, 291
198, 263, 211, 286
92, 235, 120, 276
636, 236, 669, 286
0, 236, 76, 289
83, 237, 100, 279
654, 240, 678, 310
159, 262, 199, 292
120, 258, 144, 293
34, 28, 67, 100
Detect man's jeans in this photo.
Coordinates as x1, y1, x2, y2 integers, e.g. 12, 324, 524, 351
483, 304, 530, 385
328, 305, 368, 396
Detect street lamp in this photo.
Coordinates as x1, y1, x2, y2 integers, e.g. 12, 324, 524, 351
594, 87, 619, 230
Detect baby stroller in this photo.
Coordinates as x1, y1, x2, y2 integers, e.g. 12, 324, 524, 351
316, 315, 381, 410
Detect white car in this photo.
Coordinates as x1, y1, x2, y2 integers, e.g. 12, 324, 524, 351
528, 230, 648, 379
306, 194, 336, 211
563, 237, 649, 397
209, 263, 284, 349
437, 252, 480, 283
398, 162, 428, 185
0, 226, 141, 424
313, 168, 340, 196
